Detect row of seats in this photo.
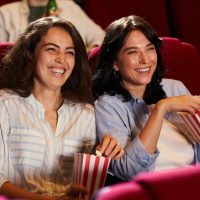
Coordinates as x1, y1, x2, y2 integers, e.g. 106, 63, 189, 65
84, 0, 200, 52
84, 0, 169, 36
92, 165, 200, 200
88, 37, 200, 95
1, 37, 200, 95
1, 36, 200, 95
1, 1, 199, 52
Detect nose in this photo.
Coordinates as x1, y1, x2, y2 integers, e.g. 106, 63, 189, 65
139, 51, 149, 64
55, 52, 66, 64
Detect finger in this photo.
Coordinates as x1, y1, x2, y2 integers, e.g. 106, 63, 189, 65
97, 134, 112, 154
104, 137, 118, 156
113, 148, 125, 160
108, 144, 124, 159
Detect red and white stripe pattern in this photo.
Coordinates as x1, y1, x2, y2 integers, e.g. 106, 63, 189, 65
178, 111, 200, 143
73, 153, 110, 200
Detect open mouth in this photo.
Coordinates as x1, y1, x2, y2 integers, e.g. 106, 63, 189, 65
136, 67, 150, 73
49, 67, 66, 75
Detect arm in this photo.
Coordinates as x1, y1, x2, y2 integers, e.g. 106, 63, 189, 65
95, 95, 159, 180
95, 95, 200, 180
0, 100, 53, 199
0, 182, 53, 200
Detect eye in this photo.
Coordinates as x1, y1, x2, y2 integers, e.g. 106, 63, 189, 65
66, 50, 75, 56
147, 45, 156, 51
127, 50, 138, 54
46, 47, 57, 52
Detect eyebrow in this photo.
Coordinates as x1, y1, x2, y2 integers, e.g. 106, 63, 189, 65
123, 43, 154, 53
44, 43, 75, 50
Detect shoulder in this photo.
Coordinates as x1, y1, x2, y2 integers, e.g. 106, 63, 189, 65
95, 94, 124, 105
95, 94, 130, 112
0, 90, 23, 111
161, 78, 190, 97
0, 89, 19, 102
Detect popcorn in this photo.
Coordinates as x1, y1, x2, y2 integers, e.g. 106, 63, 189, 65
73, 153, 110, 200
95, 150, 102, 156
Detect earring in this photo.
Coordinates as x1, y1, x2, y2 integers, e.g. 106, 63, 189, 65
113, 69, 120, 79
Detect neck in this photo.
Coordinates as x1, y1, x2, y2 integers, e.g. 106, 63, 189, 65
32, 87, 63, 111
125, 84, 146, 99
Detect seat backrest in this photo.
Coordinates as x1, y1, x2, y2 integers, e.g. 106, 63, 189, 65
88, 37, 200, 94
93, 165, 200, 200
161, 37, 200, 95
84, 0, 170, 36
91, 181, 150, 200
168, 0, 200, 52
134, 165, 200, 200
0, 42, 14, 61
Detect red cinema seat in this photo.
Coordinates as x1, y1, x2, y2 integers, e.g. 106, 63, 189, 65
169, 0, 200, 52
88, 37, 200, 94
161, 37, 200, 95
91, 181, 150, 200
134, 165, 200, 200
84, 0, 170, 36
0, 42, 14, 61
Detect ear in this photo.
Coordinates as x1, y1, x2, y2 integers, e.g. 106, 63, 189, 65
113, 61, 119, 71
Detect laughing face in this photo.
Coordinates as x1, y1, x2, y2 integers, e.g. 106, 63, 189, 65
33, 27, 75, 92
114, 30, 157, 95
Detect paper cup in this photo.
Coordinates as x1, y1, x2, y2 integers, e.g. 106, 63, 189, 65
73, 153, 110, 200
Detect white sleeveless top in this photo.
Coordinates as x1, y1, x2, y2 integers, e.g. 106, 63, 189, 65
155, 119, 194, 171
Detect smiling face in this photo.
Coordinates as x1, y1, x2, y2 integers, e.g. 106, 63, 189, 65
114, 30, 157, 96
33, 27, 75, 92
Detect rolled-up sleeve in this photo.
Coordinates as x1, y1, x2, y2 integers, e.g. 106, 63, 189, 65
95, 95, 159, 180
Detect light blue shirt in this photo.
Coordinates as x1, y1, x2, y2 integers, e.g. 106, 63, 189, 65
95, 79, 200, 180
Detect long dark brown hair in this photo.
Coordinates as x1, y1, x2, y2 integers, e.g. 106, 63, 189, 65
92, 15, 166, 104
0, 16, 93, 104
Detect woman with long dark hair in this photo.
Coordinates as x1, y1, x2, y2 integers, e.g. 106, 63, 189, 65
0, 16, 123, 199
93, 15, 200, 180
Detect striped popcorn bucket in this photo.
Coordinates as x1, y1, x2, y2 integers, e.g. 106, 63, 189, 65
178, 111, 200, 143
72, 153, 111, 200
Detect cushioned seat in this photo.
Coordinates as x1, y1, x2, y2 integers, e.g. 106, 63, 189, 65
92, 181, 150, 200
134, 165, 200, 200
88, 37, 200, 95
0, 42, 14, 61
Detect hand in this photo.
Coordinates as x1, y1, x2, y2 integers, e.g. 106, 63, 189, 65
157, 95, 200, 114
56, 184, 88, 200
96, 134, 125, 160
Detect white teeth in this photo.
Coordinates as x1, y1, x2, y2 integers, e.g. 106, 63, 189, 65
137, 67, 150, 73
50, 68, 65, 74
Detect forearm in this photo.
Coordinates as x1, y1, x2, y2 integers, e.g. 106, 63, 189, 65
0, 182, 53, 200
139, 101, 166, 154
110, 137, 159, 180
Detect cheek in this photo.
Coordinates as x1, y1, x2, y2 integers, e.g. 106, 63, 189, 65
68, 57, 75, 70
35, 53, 49, 67
151, 52, 158, 63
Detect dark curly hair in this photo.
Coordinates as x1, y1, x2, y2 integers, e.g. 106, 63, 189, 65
92, 15, 166, 104
0, 16, 93, 104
